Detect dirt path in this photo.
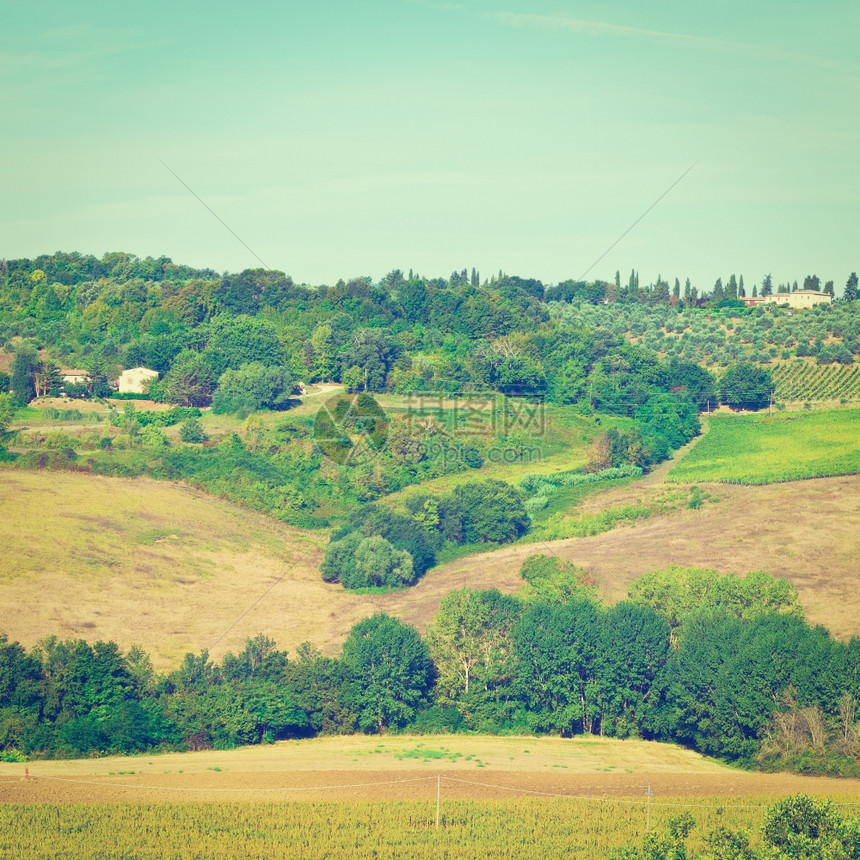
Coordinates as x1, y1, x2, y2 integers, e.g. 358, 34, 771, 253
637, 419, 711, 486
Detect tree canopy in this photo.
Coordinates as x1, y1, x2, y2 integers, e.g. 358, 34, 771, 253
719, 361, 774, 410
340, 614, 433, 732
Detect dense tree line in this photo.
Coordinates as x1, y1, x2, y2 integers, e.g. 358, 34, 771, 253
4, 251, 853, 419
8, 249, 847, 509
2, 564, 858, 776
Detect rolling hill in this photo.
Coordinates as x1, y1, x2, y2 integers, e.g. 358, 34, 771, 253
2, 465, 859, 669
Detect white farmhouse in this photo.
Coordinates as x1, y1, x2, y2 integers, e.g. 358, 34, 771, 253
61, 369, 88, 386
117, 366, 159, 394
743, 290, 832, 309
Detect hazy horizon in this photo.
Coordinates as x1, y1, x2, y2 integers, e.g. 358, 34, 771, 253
3, 1, 858, 292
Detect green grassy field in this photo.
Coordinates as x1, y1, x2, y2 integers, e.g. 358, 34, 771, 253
668, 408, 860, 484
379, 401, 635, 506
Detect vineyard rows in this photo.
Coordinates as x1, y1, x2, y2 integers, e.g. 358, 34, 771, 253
771, 361, 860, 402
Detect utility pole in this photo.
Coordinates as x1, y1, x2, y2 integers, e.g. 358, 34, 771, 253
645, 783, 654, 833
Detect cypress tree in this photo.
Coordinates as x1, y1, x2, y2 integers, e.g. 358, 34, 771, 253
10, 344, 38, 405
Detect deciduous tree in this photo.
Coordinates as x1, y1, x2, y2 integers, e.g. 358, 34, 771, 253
718, 361, 773, 410
340, 614, 433, 732
0, 393, 14, 434
212, 362, 295, 414
426, 588, 520, 717
162, 350, 215, 407
10, 343, 39, 404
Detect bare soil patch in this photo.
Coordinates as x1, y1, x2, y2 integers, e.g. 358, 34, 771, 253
27, 396, 173, 413
6, 770, 860, 805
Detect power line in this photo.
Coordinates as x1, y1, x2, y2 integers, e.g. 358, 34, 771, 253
159, 159, 270, 270
577, 161, 699, 281
14, 771, 860, 810
5, 773, 436, 794
209, 567, 296, 651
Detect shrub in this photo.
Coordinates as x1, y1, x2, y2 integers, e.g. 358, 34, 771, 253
140, 426, 169, 450
519, 555, 598, 604
336, 505, 436, 574
179, 417, 208, 443
347, 535, 415, 588
320, 532, 417, 589
444, 480, 530, 544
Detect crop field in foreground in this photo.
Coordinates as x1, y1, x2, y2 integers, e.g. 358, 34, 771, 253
0, 796, 832, 860
667, 408, 860, 484
3, 735, 860, 859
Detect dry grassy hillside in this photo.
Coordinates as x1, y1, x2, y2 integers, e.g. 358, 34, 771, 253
0, 469, 334, 667
1, 468, 859, 669
414, 473, 860, 639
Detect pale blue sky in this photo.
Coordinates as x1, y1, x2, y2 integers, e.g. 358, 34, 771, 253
2, 0, 858, 291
